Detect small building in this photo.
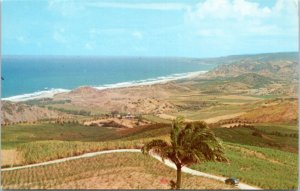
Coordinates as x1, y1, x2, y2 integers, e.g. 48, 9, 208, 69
125, 112, 135, 119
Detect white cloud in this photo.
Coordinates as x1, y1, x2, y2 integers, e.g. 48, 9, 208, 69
48, 0, 85, 16
186, 0, 272, 21
89, 28, 145, 40
48, 0, 189, 15
88, 2, 189, 11
185, 0, 298, 38
132, 31, 143, 39
84, 43, 94, 50
53, 27, 67, 43
16, 35, 28, 43
89, 28, 127, 36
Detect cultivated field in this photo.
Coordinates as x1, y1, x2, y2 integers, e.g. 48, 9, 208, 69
1, 120, 298, 189
1, 153, 235, 189
192, 143, 298, 189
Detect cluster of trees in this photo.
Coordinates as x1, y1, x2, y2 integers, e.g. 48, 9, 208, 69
177, 101, 217, 111
251, 127, 297, 138
229, 124, 255, 128
26, 99, 71, 107
217, 119, 254, 125
259, 130, 298, 138
52, 119, 80, 125
1, 118, 81, 126
252, 131, 263, 137
2, 119, 41, 126
47, 106, 91, 116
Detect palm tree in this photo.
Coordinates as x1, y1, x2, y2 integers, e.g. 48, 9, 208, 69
142, 117, 228, 189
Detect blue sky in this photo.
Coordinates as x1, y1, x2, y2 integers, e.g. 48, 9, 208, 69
2, 0, 298, 58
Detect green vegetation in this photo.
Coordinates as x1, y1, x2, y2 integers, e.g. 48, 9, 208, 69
212, 124, 298, 153
24, 98, 71, 106
142, 117, 227, 189
1, 123, 120, 149
18, 140, 133, 164
2, 122, 173, 150
142, 115, 172, 124
175, 105, 244, 121
192, 142, 298, 189
17, 137, 168, 165
254, 123, 298, 133
2, 114, 298, 189
120, 124, 171, 141
47, 106, 91, 116
23, 98, 106, 116
2, 52, 298, 189
1, 152, 233, 189
228, 73, 275, 88
252, 95, 280, 99
46, 103, 107, 115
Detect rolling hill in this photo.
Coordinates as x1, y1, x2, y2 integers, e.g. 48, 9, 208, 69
206, 52, 298, 81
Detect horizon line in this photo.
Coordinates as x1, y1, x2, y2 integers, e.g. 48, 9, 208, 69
2, 51, 298, 60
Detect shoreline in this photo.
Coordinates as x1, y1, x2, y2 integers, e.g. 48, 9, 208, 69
2, 70, 207, 102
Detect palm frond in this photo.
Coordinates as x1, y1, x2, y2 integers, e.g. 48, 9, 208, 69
170, 116, 184, 147
143, 119, 228, 168
142, 139, 169, 153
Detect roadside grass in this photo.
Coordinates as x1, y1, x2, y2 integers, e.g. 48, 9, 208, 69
1, 123, 120, 149
1, 152, 234, 189
191, 142, 298, 189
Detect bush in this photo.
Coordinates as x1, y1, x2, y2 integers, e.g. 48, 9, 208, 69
252, 131, 263, 137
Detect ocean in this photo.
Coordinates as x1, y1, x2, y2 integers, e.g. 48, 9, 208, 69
2, 56, 216, 101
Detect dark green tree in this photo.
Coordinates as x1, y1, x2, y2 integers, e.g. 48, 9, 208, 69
142, 117, 228, 189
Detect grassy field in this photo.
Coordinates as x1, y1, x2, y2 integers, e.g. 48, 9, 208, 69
119, 124, 171, 141
1, 123, 121, 149
16, 137, 167, 165
174, 102, 254, 121
2, 119, 298, 189
1, 122, 172, 149
142, 115, 172, 124
24, 99, 107, 116
192, 142, 298, 189
46, 103, 107, 115
212, 123, 298, 153
1, 152, 234, 189
254, 123, 298, 133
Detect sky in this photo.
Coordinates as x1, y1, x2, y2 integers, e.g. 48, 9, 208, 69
2, 0, 298, 58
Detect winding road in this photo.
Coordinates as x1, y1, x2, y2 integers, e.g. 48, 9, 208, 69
2, 149, 261, 190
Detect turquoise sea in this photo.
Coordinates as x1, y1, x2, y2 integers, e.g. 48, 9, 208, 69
2, 56, 216, 100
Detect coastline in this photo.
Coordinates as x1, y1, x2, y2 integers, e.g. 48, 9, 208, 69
2, 70, 207, 102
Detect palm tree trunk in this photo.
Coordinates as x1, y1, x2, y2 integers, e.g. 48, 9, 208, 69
176, 164, 182, 189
